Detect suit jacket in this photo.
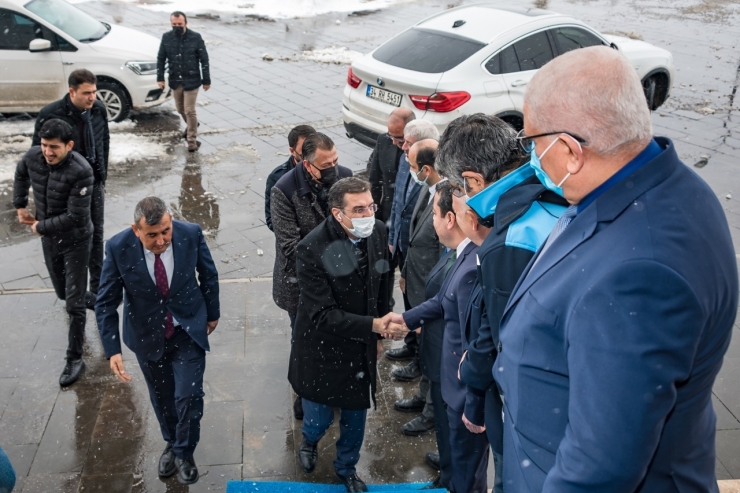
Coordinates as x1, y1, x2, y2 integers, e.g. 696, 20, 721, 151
495, 138, 738, 493
368, 133, 403, 223
95, 220, 220, 361
270, 164, 353, 312
288, 217, 390, 410
388, 154, 421, 255
402, 188, 444, 307
404, 241, 478, 413
419, 249, 455, 383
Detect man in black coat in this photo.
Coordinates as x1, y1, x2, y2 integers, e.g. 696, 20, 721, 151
15, 119, 94, 387
32, 69, 109, 309
288, 177, 408, 493
157, 11, 210, 152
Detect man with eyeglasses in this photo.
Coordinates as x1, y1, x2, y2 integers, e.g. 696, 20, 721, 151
271, 132, 352, 420
495, 46, 737, 492
289, 177, 408, 492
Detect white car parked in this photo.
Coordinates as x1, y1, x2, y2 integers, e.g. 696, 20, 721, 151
343, 4, 675, 147
0, 0, 171, 121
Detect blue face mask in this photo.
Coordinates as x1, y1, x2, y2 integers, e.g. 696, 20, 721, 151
529, 138, 570, 197
410, 166, 428, 187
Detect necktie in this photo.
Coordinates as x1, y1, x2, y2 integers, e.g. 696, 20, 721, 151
443, 250, 457, 278
154, 254, 175, 339
533, 204, 578, 266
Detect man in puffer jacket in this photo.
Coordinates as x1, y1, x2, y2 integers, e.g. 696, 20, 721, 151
15, 119, 94, 387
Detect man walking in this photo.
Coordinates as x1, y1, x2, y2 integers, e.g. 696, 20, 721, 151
157, 11, 210, 152
32, 69, 109, 309
14, 119, 94, 387
95, 197, 220, 485
288, 177, 407, 492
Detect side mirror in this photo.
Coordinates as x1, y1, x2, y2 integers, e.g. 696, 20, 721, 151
29, 39, 52, 52
610, 42, 619, 51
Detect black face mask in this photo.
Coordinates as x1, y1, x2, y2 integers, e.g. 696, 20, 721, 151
173, 26, 185, 35
311, 163, 337, 187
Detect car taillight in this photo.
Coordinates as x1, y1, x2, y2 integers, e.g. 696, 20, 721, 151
347, 67, 362, 89
409, 91, 471, 113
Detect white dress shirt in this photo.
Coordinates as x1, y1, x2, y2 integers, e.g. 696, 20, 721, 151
143, 244, 179, 326
427, 177, 448, 205
456, 237, 472, 259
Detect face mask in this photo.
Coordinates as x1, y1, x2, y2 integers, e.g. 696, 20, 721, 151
311, 163, 337, 187
529, 138, 570, 197
173, 26, 185, 35
410, 167, 428, 187
345, 215, 375, 239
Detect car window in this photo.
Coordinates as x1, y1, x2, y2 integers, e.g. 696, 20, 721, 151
373, 28, 486, 74
24, 0, 107, 42
0, 9, 44, 50
500, 45, 520, 74
554, 26, 605, 54
512, 31, 554, 71
484, 53, 501, 75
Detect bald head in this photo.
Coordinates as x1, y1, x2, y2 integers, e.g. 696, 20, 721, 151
389, 107, 415, 126
387, 108, 415, 148
525, 46, 652, 156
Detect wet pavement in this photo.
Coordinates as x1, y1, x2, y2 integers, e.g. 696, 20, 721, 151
1, 0, 740, 491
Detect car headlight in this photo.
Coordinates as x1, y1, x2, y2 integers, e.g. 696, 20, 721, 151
125, 61, 158, 76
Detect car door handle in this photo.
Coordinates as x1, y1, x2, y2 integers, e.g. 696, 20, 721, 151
63, 62, 74, 65
510, 80, 527, 87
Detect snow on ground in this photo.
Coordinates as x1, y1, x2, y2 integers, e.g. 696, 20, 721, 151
69, 0, 415, 18
301, 47, 363, 65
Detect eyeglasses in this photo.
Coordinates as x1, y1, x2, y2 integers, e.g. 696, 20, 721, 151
342, 204, 378, 216
451, 184, 466, 198
516, 129, 589, 154
387, 133, 404, 144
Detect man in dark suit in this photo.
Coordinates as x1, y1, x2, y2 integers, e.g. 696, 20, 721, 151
367, 108, 414, 223
288, 177, 407, 493
96, 197, 220, 485
496, 46, 738, 492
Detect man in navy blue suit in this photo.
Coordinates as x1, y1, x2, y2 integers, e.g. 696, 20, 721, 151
496, 46, 738, 492
96, 196, 220, 486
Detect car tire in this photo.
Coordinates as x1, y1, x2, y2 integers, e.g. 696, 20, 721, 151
642, 73, 669, 111
97, 81, 131, 122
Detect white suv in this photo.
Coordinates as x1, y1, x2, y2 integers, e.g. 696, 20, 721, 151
342, 4, 675, 147
0, 0, 171, 121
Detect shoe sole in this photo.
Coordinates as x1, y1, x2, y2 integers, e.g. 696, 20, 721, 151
393, 404, 425, 413
402, 427, 435, 437
425, 456, 440, 470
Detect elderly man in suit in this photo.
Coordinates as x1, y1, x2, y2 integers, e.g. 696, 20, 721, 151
289, 177, 407, 493
496, 46, 738, 493
96, 196, 220, 485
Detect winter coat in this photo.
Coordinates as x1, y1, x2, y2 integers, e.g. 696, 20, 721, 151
157, 28, 210, 91
288, 217, 390, 409
367, 133, 403, 224
264, 156, 296, 232
32, 94, 109, 184
13, 147, 94, 245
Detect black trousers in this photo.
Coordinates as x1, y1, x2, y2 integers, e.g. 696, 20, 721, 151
448, 405, 489, 493
430, 380, 452, 489
88, 182, 105, 294
394, 248, 418, 353
137, 328, 206, 460
42, 237, 90, 360
486, 387, 504, 493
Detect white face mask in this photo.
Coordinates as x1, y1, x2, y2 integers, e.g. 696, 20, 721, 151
345, 215, 375, 238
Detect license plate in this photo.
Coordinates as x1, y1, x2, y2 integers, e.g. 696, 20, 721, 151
366, 85, 402, 107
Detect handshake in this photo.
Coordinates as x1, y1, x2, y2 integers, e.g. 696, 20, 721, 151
372, 312, 411, 340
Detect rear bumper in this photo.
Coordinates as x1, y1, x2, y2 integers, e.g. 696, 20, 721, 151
342, 104, 384, 148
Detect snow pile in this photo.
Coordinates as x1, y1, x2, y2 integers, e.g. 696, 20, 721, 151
0, 120, 34, 182
109, 119, 137, 132
109, 133, 169, 165
301, 47, 363, 65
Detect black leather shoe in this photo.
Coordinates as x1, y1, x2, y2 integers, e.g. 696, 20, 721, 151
293, 396, 304, 420
298, 438, 318, 473
335, 472, 368, 492
402, 414, 435, 437
385, 346, 415, 361
394, 395, 425, 413
421, 476, 443, 489
425, 451, 440, 470
84, 291, 96, 311
158, 443, 177, 478
392, 360, 422, 382
59, 358, 85, 387
175, 456, 199, 485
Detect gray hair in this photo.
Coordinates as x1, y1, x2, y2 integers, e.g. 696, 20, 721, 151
404, 119, 440, 142
525, 46, 652, 156
328, 177, 372, 210
301, 132, 335, 164
134, 196, 170, 227
436, 113, 522, 186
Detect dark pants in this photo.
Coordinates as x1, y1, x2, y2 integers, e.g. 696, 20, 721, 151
42, 237, 90, 360
88, 182, 105, 295
302, 398, 367, 476
288, 310, 297, 343
136, 328, 206, 460
486, 387, 504, 493
430, 381, 452, 488
447, 406, 489, 493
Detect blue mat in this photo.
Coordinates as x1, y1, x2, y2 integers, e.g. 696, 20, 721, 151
226, 481, 444, 492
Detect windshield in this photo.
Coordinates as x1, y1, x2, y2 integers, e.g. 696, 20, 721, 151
24, 0, 107, 42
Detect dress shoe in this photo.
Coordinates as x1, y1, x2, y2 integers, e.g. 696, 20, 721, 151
394, 395, 425, 413
175, 456, 199, 485
158, 443, 177, 478
298, 438, 318, 473
392, 360, 422, 382
421, 476, 443, 489
402, 414, 435, 437
59, 358, 85, 387
187, 141, 202, 152
293, 396, 304, 420
385, 346, 415, 361
84, 291, 96, 311
425, 451, 440, 470
335, 472, 368, 492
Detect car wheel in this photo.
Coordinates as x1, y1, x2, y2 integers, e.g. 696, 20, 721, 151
499, 114, 524, 132
642, 73, 669, 111
97, 81, 131, 122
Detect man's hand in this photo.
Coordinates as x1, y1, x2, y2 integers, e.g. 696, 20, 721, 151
377, 339, 384, 360
388, 244, 393, 254
157, 81, 165, 89
463, 414, 486, 434
31, 221, 40, 236
399, 277, 406, 293
203, 85, 211, 91
372, 313, 392, 334
389, 312, 405, 326
383, 322, 409, 341
207, 319, 219, 335
17, 208, 34, 225
110, 354, 132, 383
